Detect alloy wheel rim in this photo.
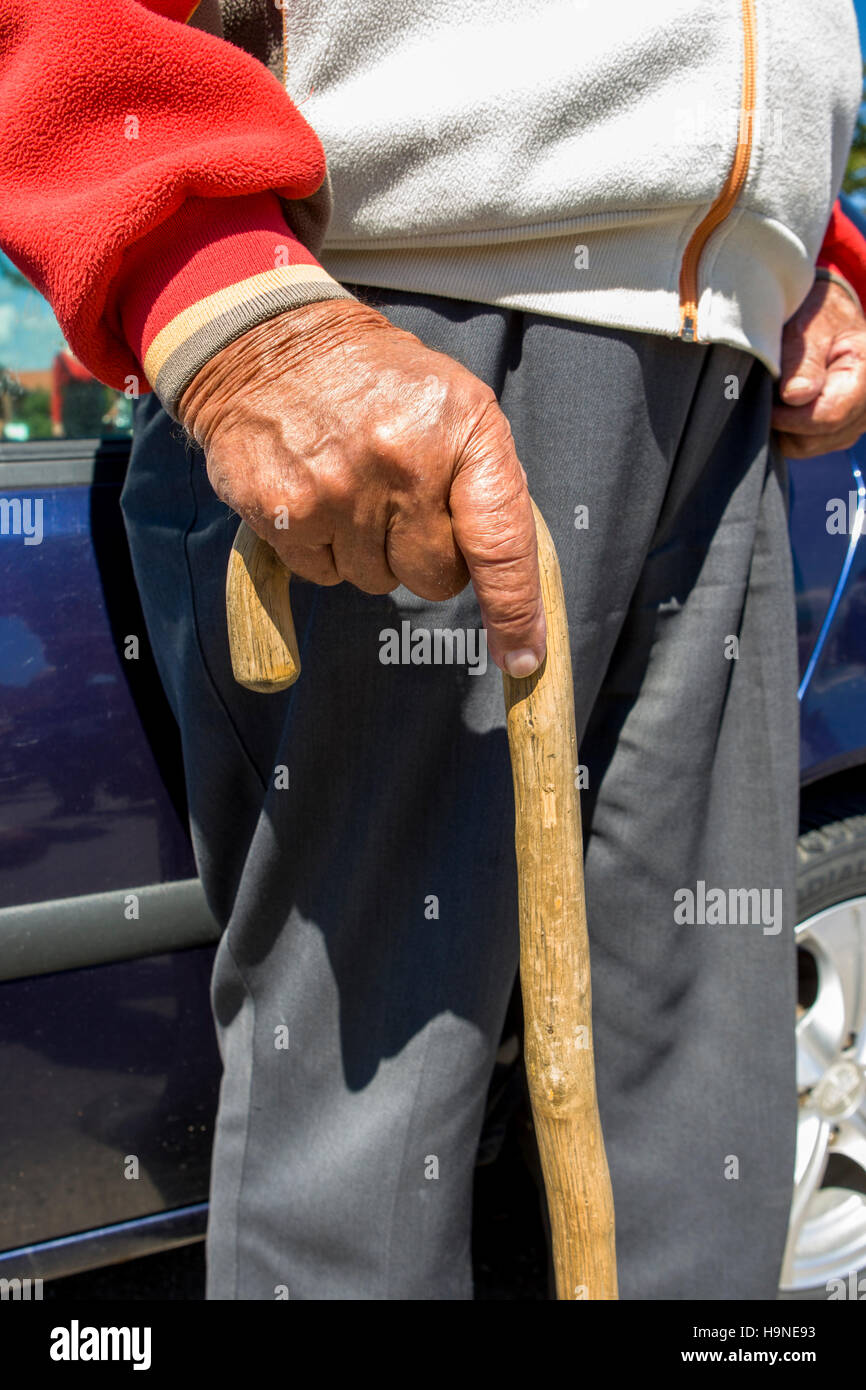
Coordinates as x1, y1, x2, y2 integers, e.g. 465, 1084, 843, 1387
780, 895, 866, 1292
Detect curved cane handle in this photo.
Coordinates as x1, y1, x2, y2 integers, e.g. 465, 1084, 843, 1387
226, 519, 301, 693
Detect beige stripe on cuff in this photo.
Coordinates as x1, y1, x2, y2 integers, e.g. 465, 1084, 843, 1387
143, 265, 353, 418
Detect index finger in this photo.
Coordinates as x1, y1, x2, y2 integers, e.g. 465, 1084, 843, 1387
448, 424, 546, 676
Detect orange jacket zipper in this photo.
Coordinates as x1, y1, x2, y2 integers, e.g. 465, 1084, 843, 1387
679, 0, 757, 341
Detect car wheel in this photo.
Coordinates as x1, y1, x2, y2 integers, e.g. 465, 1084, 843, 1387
778, 810, 866, 1299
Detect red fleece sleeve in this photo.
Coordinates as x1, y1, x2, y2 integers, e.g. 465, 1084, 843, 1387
817, 201, 866, 313
0, 0, 351, 415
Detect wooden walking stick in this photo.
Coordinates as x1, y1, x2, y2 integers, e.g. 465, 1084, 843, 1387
225, 504, 618, 1299
502, 501, 617, 1300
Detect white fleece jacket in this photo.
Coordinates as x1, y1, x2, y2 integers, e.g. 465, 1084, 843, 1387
275, 0, 862, 373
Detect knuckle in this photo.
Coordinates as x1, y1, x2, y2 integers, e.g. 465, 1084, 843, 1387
467, 381, 499, 415
446, 379, 503, 443
279, 481, 321, 529
470, 390, 511, 444
366, 416, 403, 456
320, 470, 358, 514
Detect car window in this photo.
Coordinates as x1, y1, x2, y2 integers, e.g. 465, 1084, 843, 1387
0, 250, 132, 441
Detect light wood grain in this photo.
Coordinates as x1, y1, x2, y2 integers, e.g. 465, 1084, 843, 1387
226, 520, 301, 692
503, 501, 618, 1300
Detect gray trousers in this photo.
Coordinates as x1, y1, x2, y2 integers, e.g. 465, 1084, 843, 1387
121, 290, 799, 1300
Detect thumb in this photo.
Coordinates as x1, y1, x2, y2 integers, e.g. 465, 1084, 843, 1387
778, 317, 831, 407
449, 415, 546, 677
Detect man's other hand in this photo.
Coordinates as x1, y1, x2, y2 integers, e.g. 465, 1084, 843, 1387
178, 299, 545, 677
773, 277, 866, 458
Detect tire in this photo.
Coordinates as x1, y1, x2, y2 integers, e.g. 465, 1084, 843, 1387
797, 812, 866, 921
778, 808, 866, 1300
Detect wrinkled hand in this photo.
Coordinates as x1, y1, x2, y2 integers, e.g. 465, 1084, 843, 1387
178, 299, 545, 675
772, 278, 866, 458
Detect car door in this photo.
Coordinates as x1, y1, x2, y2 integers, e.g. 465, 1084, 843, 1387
0, 249, 222, 1283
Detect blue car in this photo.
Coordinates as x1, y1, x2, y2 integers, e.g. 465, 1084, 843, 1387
0, 200, 865, 1301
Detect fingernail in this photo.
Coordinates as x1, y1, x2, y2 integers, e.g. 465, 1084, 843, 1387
784, 377, 813, 395
504, 649, 540, 678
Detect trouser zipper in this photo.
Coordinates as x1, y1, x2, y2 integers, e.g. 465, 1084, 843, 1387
679, 0, 757, 341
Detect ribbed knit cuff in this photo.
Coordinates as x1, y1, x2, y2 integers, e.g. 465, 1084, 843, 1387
114, 191, 355, 418
817, 202, 866, 318
814, 266, 861, 309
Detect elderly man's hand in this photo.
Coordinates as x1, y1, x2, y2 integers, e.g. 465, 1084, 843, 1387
772, 277, 866, 458
178, 298, 545, 676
